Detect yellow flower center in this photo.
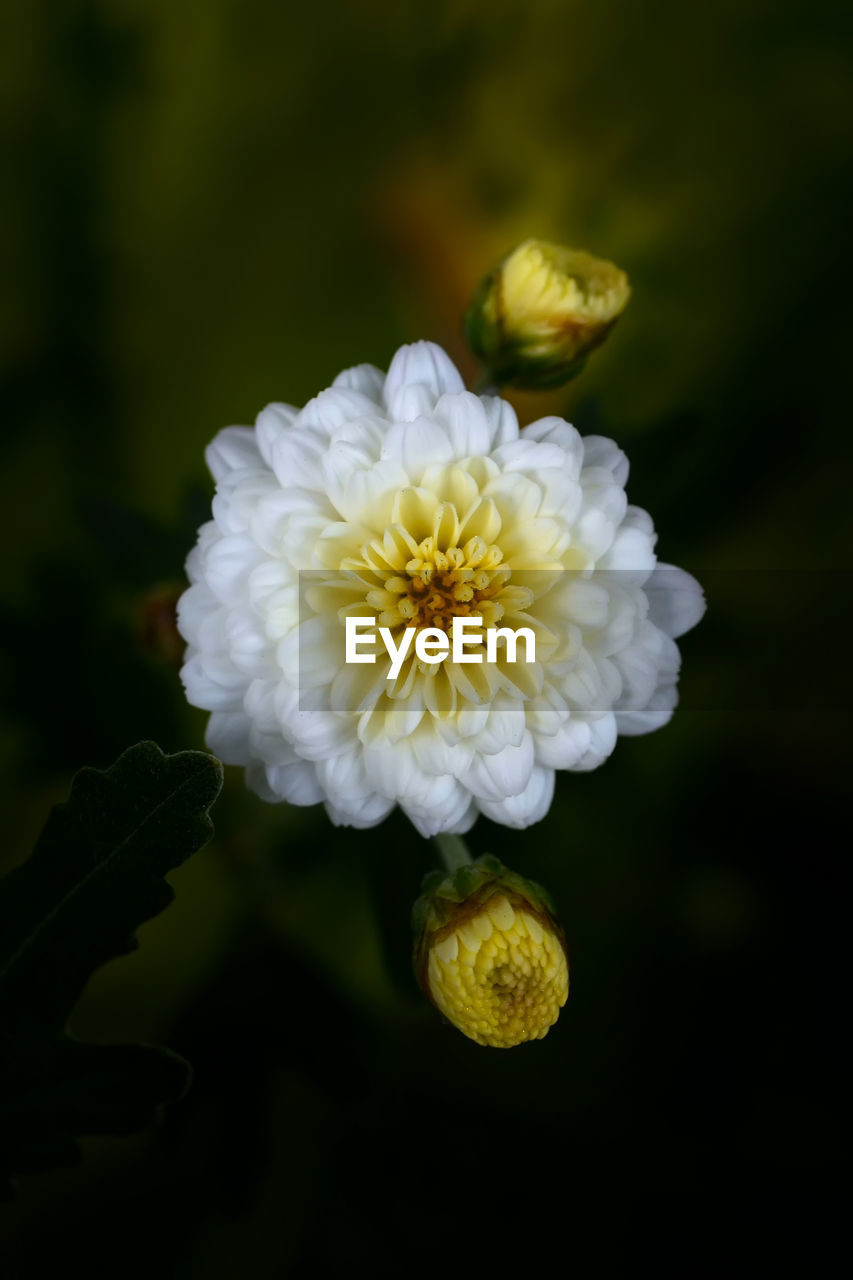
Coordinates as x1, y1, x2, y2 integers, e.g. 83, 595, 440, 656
367, 534, 509, 632
336, 489, 541, 694
309, 477, 558, 719
427, 893, 569, 1048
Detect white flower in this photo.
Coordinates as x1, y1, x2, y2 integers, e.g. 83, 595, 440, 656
178, 341, 705, 836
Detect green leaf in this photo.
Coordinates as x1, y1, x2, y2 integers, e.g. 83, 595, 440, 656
0, 741, 223, 1195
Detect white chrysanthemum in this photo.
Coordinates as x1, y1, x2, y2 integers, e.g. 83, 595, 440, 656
178, 341, 705, 836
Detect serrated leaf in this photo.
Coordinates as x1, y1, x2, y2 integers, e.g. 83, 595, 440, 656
0, 741, 223, 1192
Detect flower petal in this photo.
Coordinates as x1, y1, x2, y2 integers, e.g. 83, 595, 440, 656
383, 341, 465, 413
477, 766, 555, 828
206, 426, 263, 481
645, 564, 707, 638
332, 363, 385, 402
255, 403, 298, 467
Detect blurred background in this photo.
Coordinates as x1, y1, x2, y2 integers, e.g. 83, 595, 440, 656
1, 0, 850, 1266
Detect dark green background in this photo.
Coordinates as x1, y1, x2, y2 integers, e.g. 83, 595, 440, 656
1, 0, 849, 1266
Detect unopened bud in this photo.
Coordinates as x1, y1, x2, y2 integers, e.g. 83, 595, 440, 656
413, 855, 569, 1048
465, 239, 630, 390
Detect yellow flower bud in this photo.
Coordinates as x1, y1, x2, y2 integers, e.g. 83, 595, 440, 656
465, 239, 630, 390
413, 856, 569, 1048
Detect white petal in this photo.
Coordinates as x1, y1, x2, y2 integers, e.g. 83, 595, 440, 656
205, 427, 263, 481
621, 504, 655, 537
285, 703, 356, 761
278, 616, 343, 690
332, 363, 385, 402
249, 487, 325, 557
581, 434, 629, 486
266, 759, 325, 805
616, 685, 678, 735
480, 395, 519, 447
322, 456, 409, 527
455, 703, 491, 740
326, 791, 396, 828
476, 697, 528, 752
385, 382, 437, 424
247, 559, 294, 612
560, 579, 611, 628
245, 760, 286, 803
184, 520, 219, 584
320, 750, 396, 826
477, 766, 555, 828
176, 582, 217, 646
411, 729, 473, 775
464, 734, 535, 801
181, 653, 244, 711
270, 429, 327, 492
569, 713, 618, 770
380, 418, 454, 476
361, 739, 418, 800
382, 341, 465, 412
213, 472, 281, 536
244, 677, 282, 734
492, 438, 569, 474
202, 533, 265, 605
645, 564, 706, 638
403, 781, 476, 836
205, 710, 253, 765
599, 523, 657, 582
574, 504, 620, 560
580, 467, 629, 529
224, 608, 272, 677
523, 416, 584, 475
298, 387, 380, 436
534, 718, 592, 769
255, 403, 298, 467
433, 392, 493, 456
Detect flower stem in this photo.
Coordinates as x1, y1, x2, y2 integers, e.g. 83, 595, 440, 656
433, 832, 473, 873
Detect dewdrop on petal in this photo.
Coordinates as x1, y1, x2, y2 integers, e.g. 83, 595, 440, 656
465, 239, 630, 389
413, 855, 569, 1048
